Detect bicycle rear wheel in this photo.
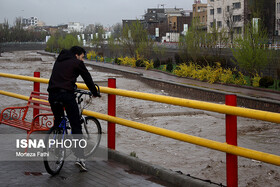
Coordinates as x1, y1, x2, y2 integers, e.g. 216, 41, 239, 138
81, 116, 102, 158
43, 127, 66, 175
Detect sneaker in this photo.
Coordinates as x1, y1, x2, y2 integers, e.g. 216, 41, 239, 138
75, 158, 87, 172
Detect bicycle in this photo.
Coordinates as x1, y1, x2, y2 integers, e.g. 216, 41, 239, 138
43, 85, 102, 175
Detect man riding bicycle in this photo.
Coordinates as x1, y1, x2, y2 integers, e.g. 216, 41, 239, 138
48, 46, 100, 172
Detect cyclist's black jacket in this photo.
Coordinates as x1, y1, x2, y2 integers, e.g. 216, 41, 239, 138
47, 49, 98, 96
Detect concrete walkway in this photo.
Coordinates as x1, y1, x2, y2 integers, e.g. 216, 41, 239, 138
0, 126, 218, 187
0, 160, 166, 187
87, 60, 280, 102
0, 124, 172, 187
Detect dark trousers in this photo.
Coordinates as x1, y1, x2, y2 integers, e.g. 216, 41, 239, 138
48, 91, 84, 158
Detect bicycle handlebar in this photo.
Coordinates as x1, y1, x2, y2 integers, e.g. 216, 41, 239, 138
95, 84, 101, 97
74, 84, 101, 100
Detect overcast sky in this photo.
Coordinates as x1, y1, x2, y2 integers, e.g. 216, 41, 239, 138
0, 0, 206, 27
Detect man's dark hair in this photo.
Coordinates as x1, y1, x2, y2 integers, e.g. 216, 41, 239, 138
70, 46, 86, 56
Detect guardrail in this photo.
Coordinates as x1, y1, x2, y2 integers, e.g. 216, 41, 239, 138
0, 72, 279, 123
0, 72, 279, 187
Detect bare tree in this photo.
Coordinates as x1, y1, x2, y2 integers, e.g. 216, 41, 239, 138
91, 24, 106, 55
0, 19, 10, 42
121, 20, 153, 59
111, 23, 122, 40
223, 6, 243, 44
12, 17, 24, 42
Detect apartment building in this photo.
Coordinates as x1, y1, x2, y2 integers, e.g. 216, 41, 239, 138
193, 0, 207, 29
207, 0, 276, 38
67, 22, 84, 33
207, 0, 244, 34
22, 17, 38, 26
276, 0, 280, 35
122, 7, 192, 42
165, 8, 186, 32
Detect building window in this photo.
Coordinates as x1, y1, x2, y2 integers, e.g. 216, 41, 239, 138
233, 15, 241, 22
217, 21, 222, 27
234, 27, 242, 34
277, 3, 280, 13
227, 6, 230, 12
210, 22, 214, 27
277, 19, 280, 30
210, 9, 214, 15
210, 0, 214, 2
217, 8, 222, 14
226, 20, 230, 27
233, 2, 241, 9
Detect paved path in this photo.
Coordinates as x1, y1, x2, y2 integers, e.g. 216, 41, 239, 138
0, 160, 170, 187
0, 126, 171, 187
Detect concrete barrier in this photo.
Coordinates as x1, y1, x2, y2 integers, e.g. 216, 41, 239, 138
108, 148, 221, 187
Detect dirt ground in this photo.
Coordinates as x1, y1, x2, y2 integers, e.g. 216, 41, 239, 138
0, 51, 279, 187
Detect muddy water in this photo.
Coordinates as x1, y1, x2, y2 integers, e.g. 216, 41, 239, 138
0, 51, 279, 187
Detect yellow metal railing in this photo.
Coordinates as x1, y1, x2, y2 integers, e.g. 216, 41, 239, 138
83, 110, 280, 166
0, 73, 280, 167
0, 89, 280, 166
1, 72, 279, 124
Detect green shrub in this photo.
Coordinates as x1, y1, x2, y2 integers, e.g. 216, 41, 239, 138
220, 68, 235, 84
252, 73, 261, 87
136, 59, 145, 67
167, 58, 173, 64
259, 76, 274, 88
145, 60, 154, 70
174, 53, 183, 65
166, 62, 173, 72
114, 58, 121, 65
174, 63, 196, 77
234, 72, 247, 85
154, 58, 161, 69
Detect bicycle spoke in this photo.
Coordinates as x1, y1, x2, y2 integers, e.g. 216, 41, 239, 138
43, 127, 65, 175
82, 117, 101, 158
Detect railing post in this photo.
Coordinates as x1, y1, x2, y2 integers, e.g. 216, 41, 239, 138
33, 72, 40, 119
226, 94, 238, 187
108, 78, 116, 150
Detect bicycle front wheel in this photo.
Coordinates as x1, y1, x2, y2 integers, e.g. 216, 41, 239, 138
43, 127, 66, 175
81, 117, 102, 158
